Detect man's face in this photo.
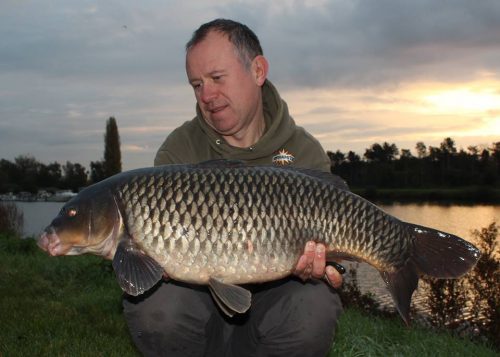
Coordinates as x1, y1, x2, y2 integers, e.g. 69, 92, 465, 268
186, 31, 264, 138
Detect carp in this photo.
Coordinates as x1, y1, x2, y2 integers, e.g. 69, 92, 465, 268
37, 160, 480, 323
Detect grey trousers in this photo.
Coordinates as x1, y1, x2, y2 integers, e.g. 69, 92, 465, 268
123, 278, 342, 357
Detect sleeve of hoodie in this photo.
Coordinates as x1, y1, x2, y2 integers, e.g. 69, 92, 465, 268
154, 121, 201, 166
154, 133, 184, 166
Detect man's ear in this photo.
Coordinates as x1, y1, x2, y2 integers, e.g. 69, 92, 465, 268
252, 55, 269, 86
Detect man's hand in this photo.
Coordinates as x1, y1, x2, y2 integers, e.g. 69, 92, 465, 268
293, 241, 343, 288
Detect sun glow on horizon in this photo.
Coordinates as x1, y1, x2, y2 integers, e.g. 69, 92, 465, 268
284, 79, 500, 154
423, 88, 500, 113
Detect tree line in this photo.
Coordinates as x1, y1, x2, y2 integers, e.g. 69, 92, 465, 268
328, 137, 500, 188
1, 134, 498, 194
0, 117, 121, 194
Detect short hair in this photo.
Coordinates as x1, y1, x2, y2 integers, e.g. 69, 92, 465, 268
186, 19, 263, 69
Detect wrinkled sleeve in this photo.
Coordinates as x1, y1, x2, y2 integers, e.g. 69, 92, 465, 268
154, 123, 195, 166
291, 128, 332, 173
154, 145, 182, 166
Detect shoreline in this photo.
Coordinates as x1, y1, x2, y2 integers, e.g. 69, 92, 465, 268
353, 186, 500, 204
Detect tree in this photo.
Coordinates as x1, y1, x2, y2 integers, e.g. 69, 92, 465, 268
103, 116, 122, 178
38, 162, 62, 188
364, 142, 399, 162
347, 151, 360, 163
415, 141, 427, 158
467, 145, 479, 158
14, 155, 39, 193
428, 146, 441, 161
327, 150, 346, 167
0, 159, 19, 193
90, 160, 106, 184
491, 141, 500, 172
62, 161, 88, 192
440, 137, 457, 155
400, 149, 413, 159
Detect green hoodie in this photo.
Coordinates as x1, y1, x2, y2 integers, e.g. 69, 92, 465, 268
154, 80, 331, 172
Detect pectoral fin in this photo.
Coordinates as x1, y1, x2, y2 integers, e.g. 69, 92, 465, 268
208, 277, 252, 317
112, 238, 164, 296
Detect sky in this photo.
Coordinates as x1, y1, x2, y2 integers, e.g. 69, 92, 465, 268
1, 0, 499, 170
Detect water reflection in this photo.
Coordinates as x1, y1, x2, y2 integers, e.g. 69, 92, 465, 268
379, 202, 500, 242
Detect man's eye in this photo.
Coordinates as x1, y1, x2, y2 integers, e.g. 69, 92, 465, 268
191, 82, 201, 89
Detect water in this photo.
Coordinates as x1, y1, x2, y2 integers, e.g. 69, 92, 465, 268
14, 201, 65, 237
380, 202, 500, 240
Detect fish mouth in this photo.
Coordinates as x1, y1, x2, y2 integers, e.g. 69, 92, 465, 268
38, 227, 70, 256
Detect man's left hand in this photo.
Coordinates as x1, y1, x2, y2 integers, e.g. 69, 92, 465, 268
293, 241, 343, 288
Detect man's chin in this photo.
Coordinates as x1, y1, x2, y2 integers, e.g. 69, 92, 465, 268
207, 117, 238, 135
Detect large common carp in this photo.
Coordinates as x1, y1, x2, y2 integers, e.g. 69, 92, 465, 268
37, 160, 480, 324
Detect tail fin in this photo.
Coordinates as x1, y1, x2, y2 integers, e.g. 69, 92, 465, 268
380, 223, 480, 325
410, 223, 480, 278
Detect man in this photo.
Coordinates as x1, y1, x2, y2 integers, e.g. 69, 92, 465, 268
123, 19, 343, 357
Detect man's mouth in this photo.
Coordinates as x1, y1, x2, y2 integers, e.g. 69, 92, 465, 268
209, 105, 227, 114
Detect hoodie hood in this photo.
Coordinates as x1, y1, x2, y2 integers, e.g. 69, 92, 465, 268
195, 80, 297, 161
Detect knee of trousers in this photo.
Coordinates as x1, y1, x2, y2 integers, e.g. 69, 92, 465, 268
122, 282, 213, 339
275, 282, 343, 340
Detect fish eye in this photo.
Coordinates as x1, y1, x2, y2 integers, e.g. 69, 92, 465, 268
66, 207, 78, 217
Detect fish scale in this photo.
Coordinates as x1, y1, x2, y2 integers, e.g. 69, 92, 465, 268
115, 166, 400, 284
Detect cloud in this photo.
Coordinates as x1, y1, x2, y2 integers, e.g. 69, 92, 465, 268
0, 0, 499, 170
217, 0, 500, 88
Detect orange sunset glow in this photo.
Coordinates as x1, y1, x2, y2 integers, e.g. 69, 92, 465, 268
285, 78, 500, 155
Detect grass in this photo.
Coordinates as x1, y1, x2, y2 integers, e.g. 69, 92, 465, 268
0, 234, 497, 356
331, 309, 496, 356
0, 234, 139, 356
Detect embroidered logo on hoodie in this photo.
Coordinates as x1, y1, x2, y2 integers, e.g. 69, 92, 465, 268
272, 149, 295, 166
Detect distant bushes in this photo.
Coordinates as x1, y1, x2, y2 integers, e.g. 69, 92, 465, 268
424, 222, 499, 349
0, 202, 23, 236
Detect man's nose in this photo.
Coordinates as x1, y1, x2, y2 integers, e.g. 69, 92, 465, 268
200, 82, 217, 103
